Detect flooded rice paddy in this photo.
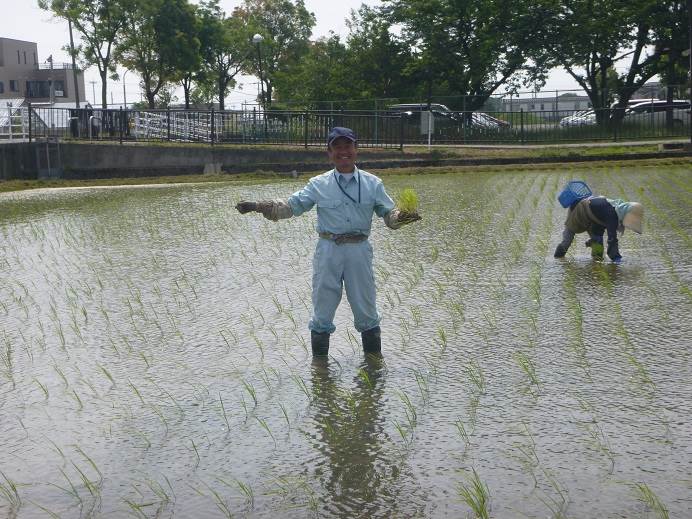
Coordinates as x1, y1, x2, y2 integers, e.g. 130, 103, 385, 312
1, 164, 691, 518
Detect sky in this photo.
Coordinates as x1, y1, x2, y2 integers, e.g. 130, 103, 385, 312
1, 0, 581, 107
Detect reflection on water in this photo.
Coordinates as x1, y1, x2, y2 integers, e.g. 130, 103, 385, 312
0, 166, 690, 518
310, 355, 390, 517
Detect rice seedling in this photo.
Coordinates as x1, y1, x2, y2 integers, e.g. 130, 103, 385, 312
435, 326, 448, 351
33, 377, 49, 399
236, 479, 255, 508
97, 363, 116, 387
218, 393, 232, 431
206, 484, 233, 518
278, 402, 291, 430
357, 368, 374, 390
397, 390, 418, 430
465, 360, 486, 394
513, 351, 540, 394
241, 379, 259, 407
457, 468, 490, 519
454, 418, 471, 445
191, 438, 201, 467
255, 416, 277, 446
0, 471, 21, 510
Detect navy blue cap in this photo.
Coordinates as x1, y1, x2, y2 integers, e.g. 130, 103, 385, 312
327, 127, 357, 147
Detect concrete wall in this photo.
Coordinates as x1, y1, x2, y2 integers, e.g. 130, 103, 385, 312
0, 142, 406, 180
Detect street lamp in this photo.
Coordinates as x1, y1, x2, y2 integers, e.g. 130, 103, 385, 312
252, 33, 265, 111
122, 69, 130, 108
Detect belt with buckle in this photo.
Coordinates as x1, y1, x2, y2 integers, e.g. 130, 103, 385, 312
318, 232, 368, 244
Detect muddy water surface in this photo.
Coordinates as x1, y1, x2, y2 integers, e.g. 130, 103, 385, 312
1, 164, 691, 518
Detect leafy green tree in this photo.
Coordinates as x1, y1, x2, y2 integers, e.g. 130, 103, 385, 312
268, 35, 349, 108
538, 0, 690, 125
197, 0, 250, 110
381, 0, 549, 111
116, 0, 199, 108
38, 0, 131, 108
158, 0, 201, 109
234, 0, 316, 107
343, 5, 417, 102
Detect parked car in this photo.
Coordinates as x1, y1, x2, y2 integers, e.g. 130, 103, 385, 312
387, 103, 508, 130
559, 109, 596, 127
622, 100, 690, 127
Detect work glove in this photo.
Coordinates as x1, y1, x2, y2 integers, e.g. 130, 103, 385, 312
398, 211, 422, 225
554, 244, 567, 258
236, 200, 257, 214
384, 208, 421, 229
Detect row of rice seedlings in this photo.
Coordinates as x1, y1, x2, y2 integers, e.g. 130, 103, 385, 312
605, 169, 688, 298
562, 264, 591, 377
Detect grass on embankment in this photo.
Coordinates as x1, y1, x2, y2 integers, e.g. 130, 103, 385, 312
2, 156, 689, 194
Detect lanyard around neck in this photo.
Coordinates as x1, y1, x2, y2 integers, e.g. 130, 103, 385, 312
334, 170, 360, 204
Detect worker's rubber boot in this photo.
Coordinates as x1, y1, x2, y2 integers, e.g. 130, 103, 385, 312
361, 326, 382, 354
311, 331, 330, 356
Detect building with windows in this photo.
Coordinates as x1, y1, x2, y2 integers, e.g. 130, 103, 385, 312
0, 37, 85, 105
502, 92, 592, 119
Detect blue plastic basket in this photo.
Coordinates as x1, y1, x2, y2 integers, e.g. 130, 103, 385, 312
558, 180, 592, 208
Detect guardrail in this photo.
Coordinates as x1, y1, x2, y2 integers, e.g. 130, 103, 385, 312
3, 103, 690, 146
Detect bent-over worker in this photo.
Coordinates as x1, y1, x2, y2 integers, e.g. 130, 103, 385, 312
554, 196, 644, 262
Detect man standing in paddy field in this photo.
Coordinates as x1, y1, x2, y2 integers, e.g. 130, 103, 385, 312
236, 127, 421, 357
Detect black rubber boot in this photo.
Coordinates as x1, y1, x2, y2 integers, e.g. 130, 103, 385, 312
311, 331, 330, 356
361, 326, 382, 354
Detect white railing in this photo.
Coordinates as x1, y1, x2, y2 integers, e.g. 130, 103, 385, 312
0, 106, 28, 140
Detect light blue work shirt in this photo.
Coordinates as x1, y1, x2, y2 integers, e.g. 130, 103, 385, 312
287, 167, 395, 235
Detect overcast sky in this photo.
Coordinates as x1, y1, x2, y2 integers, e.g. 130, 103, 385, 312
1, 0, 579, 107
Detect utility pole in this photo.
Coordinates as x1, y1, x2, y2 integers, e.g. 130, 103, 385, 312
68, 18, 80, 108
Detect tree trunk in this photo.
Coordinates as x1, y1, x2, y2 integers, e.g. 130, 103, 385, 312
218, 75, 225, 111
100, 70, 109, 109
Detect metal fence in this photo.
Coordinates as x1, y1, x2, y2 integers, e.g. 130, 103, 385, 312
1, 103, 690, 146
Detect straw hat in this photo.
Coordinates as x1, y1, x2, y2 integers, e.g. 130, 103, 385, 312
623, 202, 644, 234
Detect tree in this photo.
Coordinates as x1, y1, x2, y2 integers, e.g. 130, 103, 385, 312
116, 0, 199, 108
197, 0, 250, 110
343, 6, 417, 101
235, 0, 316, 107
39, 0, 131, 109
381, 0, 549, 112
158, 0, 201, 109
539, 0, 690, 125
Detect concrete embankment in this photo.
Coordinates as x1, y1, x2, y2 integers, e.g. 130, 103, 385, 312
1, 140, 691, 181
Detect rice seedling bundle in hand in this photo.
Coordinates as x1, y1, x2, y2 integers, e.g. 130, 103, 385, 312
395, 188, 421, 224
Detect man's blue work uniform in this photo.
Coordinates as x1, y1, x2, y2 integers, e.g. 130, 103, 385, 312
287, 167, 395, 334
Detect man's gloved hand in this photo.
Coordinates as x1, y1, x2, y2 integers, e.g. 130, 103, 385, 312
236, 200, 258, 214
397, 211, 422, 225
554, 244, 567, 258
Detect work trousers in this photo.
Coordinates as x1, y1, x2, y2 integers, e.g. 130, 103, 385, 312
309, 238, 380, 334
